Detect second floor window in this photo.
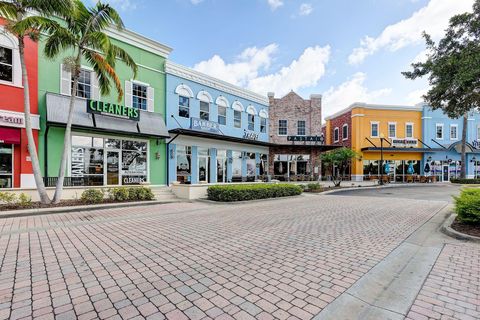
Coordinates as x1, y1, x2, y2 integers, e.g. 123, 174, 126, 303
450, 125, 458, 140
248, 114, 255, 131
436, 124, 444, 139
406, 123, 413, 138
132, 83, 147, 110
74, 69, 92, 99
371, 122, 379, 137
334, 127, 339, 142
297, 121, 306, 136
234, 110, 242, 128
388, 123, 396, 138
0, 46, 13, 82
179, 96, 190, 118
260, 117, 267, 133
278, 120, 287, 135
218, 106, 226, 125
342, 124, 348, 140
200, 101, 209, 121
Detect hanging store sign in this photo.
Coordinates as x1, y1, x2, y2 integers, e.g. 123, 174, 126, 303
190, 117, 220, 134
391, 138, 418, 147
0, 110, 24, 128
287, 135, 324, 143
243, 130, 259, 141
87, 100, 140, 121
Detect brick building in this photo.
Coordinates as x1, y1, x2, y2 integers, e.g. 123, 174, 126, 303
267, 91, 336, 181
324, 109, 353, 178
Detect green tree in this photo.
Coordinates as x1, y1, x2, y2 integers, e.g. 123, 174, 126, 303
321, 147, 358, 187
403, 0, 480, 178
0, 0, 73, 204
44, 0, 137, 203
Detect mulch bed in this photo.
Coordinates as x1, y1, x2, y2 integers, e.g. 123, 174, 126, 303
451, 218, 480, 238
0, 199, 151, 212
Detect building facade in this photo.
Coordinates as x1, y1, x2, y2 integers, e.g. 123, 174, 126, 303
422, 106, 480, 181
38, 29, 171, 187
165, 61, 270, 185
0, 20, 40, 189
268, 92, 333, 181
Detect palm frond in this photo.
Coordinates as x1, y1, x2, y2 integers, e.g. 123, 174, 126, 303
44, 26, 77, 58
83, 31, 111, 53
9, 16, 61, 38
0, 1, 20, 20
84, 48, 123, 101
86, 1, 124, 33
25, 0, 74, 17
107, 44, 138, 78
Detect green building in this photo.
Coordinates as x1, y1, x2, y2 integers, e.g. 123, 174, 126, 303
38, 28, 172, 187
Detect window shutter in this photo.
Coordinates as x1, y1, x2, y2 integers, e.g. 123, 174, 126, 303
91, 72, 100, 100
60, 64, 71, 96
147, 86, 155, 112
125, 80, 132, 107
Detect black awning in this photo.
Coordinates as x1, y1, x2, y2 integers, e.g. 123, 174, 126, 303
361, 147, 444, 153
168, 128, 272, 147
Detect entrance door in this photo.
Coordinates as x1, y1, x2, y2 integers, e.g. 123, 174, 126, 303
198, 156, 209, 183
217, 157, 226, 183
106, 151, 120, 185
442, 164, 449, 182
0, 144, 13, 188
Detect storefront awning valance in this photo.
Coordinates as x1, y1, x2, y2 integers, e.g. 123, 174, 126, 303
46, 93, 169, 138
0, 127, 20, 144
169, 128, 272, 147
361, 147, 443, 153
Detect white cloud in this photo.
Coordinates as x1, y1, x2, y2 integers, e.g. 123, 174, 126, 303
267, 0, 283, 10
348, 0, 474, 65
405, 87, 428, 105
299, 3, 313, 16
99, 0, 136, 11
323, 73, 392, 118
193, 44, 331, 97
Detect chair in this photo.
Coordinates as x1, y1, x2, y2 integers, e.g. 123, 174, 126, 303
406, 176, 414, 183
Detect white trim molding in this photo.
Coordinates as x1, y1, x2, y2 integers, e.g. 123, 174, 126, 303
215, 96, 230, 108
106, 27, 172, 58
246, 105, 257, 116
325, 102, 421, 121
370, 121, 380, 138
175, 84, 194, 98
197, 90, 213, 103
232, 101, 244, 112
259, 109, 269, 119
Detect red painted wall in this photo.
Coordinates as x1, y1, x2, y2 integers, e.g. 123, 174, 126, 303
0, 18, 38, 187
329, 110, 352, 147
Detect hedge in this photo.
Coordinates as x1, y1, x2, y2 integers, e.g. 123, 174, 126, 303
207, 184, 303, 202
450, 178, 480, 184
454, 188, 480, 224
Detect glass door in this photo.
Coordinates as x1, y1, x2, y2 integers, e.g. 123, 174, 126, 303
217, 157, 226, 183
0, 144, 13, 188
442, 164, 449, 182
106, 151, 120, 185
198, 156, 209, 183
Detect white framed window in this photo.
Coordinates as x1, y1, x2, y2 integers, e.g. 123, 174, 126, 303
278, 120, 288, 136
342, 124, 348, 141
61, 65, 99, 100
74, 69, 92, 99
450, 124, 458, 140
371, 122, 379, 138
132, 83, 147, 110
405, 123, 414, 138
124, 80, 154, 112
436, 123, 444, 140
334, 127, 339, 142
179, 96, 190, 118
218, 105, 226, 125
297, 120, 306, 136
0, 46, 13, 83
388, 122, 396, 138
248, 114, 255, 131
234, 110, 242, 128
260, 117, 267, 133
200, 101, 209, 121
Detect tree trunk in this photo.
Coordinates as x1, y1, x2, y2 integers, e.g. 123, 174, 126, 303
52, 56, 81, 203
18, 37, 51, 204
461, 113, 468, 179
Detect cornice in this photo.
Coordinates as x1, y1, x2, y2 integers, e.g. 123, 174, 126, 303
165, 61, 269, 106
325, 102, 422, 120
106, 27, 172, 58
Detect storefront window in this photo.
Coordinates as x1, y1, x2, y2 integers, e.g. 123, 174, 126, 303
474, 161, 480, 179
260, 154, 268, 175
179, 96, 190, 118
363, 160, 380, 176
0, 144, 13, 188
246, 152, 256, 179
198, 148, 210, 183
274, 154, 310, 181
232, 151, 242, 180
176, 146, 192, 184
0, 46, 13, 82
217, 150, 227, 183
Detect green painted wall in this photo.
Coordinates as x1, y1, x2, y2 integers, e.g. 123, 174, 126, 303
38, 33, 168, 185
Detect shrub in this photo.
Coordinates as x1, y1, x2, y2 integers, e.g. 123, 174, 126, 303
0, 191, 16, 205
81, 189, 104, 204
454, 188, 480, 224
128, 187, 155, 201
306, 183, 322, 191
451, 178, 480, 184
207, 183, 302, 202
108, 187, 129, 201
18, 193, 32, 208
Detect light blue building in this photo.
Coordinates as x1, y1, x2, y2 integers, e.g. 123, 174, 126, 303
422, 105, 480, 181
165, 61, 270, 185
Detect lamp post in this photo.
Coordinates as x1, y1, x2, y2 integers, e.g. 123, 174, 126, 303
379, 133, 385, 185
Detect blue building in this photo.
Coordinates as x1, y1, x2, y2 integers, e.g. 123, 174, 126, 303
422, 105, 480, 181
165, 61, 270, 185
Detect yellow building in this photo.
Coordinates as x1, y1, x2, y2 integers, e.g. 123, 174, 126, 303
324, 103, 425, 181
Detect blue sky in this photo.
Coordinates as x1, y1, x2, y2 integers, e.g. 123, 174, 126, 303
100, 0, 474, 118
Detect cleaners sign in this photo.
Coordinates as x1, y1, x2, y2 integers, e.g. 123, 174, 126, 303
87, 100, 140, 121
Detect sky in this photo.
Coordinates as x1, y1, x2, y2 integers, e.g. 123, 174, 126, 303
96, 0, 475, 119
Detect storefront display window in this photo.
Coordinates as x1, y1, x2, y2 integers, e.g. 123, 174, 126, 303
232, 151, 242, 181
176, 146, 192, 184
260, 154, 268, 176
198, 148, 210, 183
246, 152, 256, 179
274, 154, 311, 181
0, 144, 13, 188
363, 160, 380, 176
217, 150, 227, 183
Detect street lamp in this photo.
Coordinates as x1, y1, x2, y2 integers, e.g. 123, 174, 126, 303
379, 133, 385, 185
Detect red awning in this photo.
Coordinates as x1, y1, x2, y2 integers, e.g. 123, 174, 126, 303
0, 127, 20, 145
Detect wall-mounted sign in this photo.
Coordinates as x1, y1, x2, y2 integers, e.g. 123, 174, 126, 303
0, 111, 24, 128
87, 100, 140, 121
473, 140, 479, 149
243, 130, 259, 141
123, 176, 146, 185
190, 117, 220, 134
71, 147, 85, 177
287, 135, 324, 143
391, 138, 418, 147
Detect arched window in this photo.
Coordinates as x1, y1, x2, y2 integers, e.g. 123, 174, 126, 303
0, 27, 21, 86
175, 84, 194, 118
216, 96, 229, 125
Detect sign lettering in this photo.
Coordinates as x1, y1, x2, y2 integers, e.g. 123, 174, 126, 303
71, 147, 85, 177
0, 111, 24, 128
287, 135, 325, 144
122, 176, 146, 185
190, 118, 220, 134
391, 138, 418, 147
243, 130, 259, 141
87, 100, 140, 121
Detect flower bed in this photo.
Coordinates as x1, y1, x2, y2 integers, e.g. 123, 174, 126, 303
207, 184, 303, 202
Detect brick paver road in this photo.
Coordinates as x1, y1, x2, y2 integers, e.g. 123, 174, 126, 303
0, 191, 463, 320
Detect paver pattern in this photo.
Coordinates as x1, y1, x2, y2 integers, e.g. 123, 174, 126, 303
406, 243, 480, 320
0, 194, 447, 319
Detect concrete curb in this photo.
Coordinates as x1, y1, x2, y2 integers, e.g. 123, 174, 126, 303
319, 182, 435, 196
0, 200, 184, 219
441, 213, 480, 243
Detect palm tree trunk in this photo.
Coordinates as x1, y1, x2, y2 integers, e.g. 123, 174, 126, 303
18, 37, 51, 204
52, 56, 81, 203
461, 113, 468, 179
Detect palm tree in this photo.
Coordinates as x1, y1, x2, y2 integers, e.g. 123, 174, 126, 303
44, 0, 137, 203
0, 0, 73, 204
